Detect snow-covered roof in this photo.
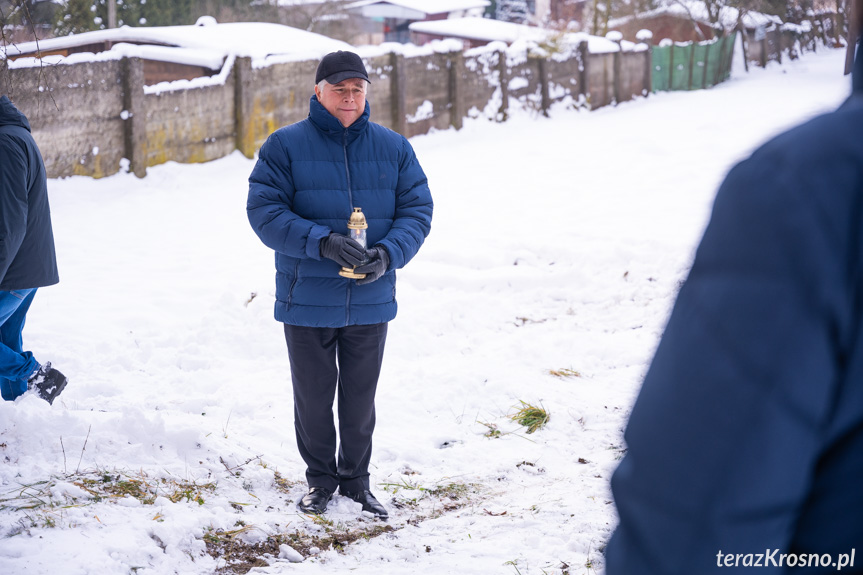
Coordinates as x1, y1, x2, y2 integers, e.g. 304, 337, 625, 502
608, 0, 782, 31
348, 0, 490, 19
3, 21, 352, 65
409, 16, 549, 44
408, 18, 632, 54
277, 0, 332, 5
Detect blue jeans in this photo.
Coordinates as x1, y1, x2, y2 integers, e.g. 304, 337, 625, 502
0, 289, 40, 401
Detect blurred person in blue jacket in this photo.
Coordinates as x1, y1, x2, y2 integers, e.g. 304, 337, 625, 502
606, 6, 863, 573
0, 95, 67, 404
247, 51, 433, 520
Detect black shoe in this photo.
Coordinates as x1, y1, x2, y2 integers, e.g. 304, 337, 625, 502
297, 487, 332, 515
28, 362, 68, 405
342, 489, 388, 520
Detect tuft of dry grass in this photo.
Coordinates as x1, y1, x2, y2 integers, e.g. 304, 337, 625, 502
478, 421, 502, 438
510, 401, 550, 434
205, 521, 396, 573
73, 470, 216, 506
548, 368, 582, 378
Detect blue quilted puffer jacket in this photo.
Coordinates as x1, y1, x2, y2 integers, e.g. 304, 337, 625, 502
0, 95, 59, 291
247, 95, 433, 327
606, 41, 863, 574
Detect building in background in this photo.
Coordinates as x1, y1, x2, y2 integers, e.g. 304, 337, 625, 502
346, 0, 489, 43
409, 16, 549, 48
547, 0, 587, 29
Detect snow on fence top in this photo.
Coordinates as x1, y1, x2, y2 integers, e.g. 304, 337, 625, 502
2, 21, 353, 68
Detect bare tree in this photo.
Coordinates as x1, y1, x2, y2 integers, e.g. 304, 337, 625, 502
586, 0, 661, 36
590, 0, 608, 34
845, 0, 859, 72
1, 1, 28, 95
275, 0, 367, 44
1, 0, 55, 106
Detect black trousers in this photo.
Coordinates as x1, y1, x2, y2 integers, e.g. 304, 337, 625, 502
283, 322, 388, 494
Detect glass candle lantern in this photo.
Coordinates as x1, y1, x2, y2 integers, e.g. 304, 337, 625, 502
339, 207, 368, 279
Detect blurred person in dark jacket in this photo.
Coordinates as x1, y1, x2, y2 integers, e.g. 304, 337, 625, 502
606, 5, 863, 573
247, 51, 433, 519
0, 95, 67, 404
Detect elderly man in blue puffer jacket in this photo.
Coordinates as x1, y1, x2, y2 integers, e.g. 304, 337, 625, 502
247, 51, 433, 520
606, 7, 863, 574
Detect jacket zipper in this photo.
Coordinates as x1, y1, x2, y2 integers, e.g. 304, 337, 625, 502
343, 128, 353, 326
343, 129, 353, 207
287, 259, 300, 307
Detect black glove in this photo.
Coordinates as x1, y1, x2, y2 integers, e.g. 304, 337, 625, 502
320, 233, 365, 268
354, 246, 390, 285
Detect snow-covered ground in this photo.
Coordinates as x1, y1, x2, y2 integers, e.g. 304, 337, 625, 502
0, 47, 852, 575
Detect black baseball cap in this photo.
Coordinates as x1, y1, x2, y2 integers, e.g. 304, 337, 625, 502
315, 51, 370, 85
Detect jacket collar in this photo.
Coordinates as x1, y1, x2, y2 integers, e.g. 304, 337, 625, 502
308, 95, 370, 144
0, 95, 31, 132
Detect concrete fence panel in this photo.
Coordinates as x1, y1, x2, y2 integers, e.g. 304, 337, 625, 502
4, 60, 125, 178
546, 52, 583, 105
506, 53, 543, 113
462, 49, 505, 119
144, 82, 234, 168
402, 52, 452, 138
585, 52, 615, 109
365, 54, 397, 133
618, 50, 650, 101
243, 58, 318, 156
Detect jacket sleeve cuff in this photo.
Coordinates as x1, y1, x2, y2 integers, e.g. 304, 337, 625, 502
380, 238, 408, 269
306, 225, 332, 260
377, 244, 391, 271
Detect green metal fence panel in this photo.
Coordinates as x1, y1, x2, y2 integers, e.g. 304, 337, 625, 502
704, 39, 722, 87
651, 33, 736, 92
691, 42, 708, 89
670, 43, 693, 90
652, 46, 671, 92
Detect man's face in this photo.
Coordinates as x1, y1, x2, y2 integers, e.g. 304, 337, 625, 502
314, 78, 367, 128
